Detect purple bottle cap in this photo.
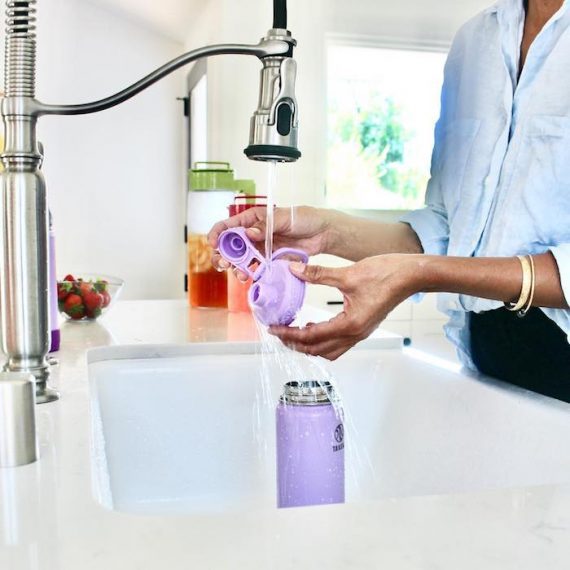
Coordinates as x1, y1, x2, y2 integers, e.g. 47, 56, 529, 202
218, 227, 264, 280
217, 228, 308, 326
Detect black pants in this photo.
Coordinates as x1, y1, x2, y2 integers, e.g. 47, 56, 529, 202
470, 308, 570, 403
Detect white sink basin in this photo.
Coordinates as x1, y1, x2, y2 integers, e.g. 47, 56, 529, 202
88, 342, 570, 515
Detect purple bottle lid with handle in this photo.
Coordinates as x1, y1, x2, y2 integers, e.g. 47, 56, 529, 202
217, 227, 308, 326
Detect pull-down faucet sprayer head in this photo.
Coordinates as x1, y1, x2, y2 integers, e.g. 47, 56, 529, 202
244, 27, 301, 163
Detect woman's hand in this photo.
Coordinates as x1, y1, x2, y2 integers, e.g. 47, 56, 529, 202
208, 206, 334, 275
269, 254, 426, 360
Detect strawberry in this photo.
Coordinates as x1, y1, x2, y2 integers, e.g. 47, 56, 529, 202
100, 290, 111, 309
63, 274, 75, 282
63, 293, 85, 320
78, 281, 93, 297
57, 281, 73, 300
83, 290, 103, 319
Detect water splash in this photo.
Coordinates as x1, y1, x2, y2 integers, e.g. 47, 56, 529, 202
252, 311, 376, 506
250, 162, 375, 507
264, 161, 277, 272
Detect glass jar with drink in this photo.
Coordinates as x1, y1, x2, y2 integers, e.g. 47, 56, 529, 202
187, 162, 235, 308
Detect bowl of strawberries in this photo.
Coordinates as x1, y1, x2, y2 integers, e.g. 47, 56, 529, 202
57, 274, 124, 321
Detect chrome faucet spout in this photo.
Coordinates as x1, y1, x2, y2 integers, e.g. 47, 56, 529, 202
34, 39, 291, 117
245, 29, 301, 163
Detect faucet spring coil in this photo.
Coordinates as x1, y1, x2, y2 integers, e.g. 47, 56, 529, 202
4, 0, 37, 97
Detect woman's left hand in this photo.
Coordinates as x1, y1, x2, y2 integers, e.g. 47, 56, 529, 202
269, 254, 426, 360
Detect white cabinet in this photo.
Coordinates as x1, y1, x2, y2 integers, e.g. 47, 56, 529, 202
412, 293, 447, 321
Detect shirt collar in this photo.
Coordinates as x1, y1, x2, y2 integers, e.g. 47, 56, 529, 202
487, 0, 568, 18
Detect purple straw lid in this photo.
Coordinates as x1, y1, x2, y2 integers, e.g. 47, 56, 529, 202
217, 228, 308, 326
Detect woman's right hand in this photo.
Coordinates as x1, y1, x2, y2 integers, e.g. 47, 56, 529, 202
208, 206, 333, 274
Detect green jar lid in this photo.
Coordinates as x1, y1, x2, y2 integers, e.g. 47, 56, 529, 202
189, 161, 235, 191
233, 179, 256, 196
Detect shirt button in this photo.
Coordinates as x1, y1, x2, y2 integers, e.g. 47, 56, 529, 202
484, 176, 491, 188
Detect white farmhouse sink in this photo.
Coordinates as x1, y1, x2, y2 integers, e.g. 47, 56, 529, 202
88, 342, 570, 515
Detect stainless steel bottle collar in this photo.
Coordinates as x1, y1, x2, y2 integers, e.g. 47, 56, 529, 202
280, 380, 339, 406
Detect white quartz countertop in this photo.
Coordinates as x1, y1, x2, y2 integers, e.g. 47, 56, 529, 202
1, 300, 569, 569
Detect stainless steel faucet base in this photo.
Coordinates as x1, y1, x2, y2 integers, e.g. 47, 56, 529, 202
36, 385, 59, 405
2, 362, 58, 404
0, 372, 38, 467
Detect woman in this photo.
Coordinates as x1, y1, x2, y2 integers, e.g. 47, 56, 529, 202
209, 0, 570, 401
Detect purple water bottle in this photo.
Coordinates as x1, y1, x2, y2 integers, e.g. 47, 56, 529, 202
276, 381, 345, 508
48, 212, 60, 352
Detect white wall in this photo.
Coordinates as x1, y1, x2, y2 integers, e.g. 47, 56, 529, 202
184, 0, 492, 209
20, 0, 186, 300
88, 0, 204, 42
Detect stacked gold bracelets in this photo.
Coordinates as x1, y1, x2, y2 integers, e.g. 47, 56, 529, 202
506, 255, 535, 317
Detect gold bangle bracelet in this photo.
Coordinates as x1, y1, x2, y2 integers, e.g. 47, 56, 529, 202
518, 254, 536, 318
506, 255, 532, 313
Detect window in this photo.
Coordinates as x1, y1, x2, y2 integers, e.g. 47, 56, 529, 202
326, 44, 447, 210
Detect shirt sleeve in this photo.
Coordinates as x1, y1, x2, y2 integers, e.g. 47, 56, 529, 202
550, 243, 570, 306
400, 127, 450, 256
400, 201, 449, 256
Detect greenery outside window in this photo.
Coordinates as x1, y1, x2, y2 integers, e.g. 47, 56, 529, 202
326, 42, 447, 211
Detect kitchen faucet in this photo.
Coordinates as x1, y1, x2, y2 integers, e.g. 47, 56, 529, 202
0, 0, 300, 465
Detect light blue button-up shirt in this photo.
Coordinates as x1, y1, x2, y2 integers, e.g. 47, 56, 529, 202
402, 0, 570, 368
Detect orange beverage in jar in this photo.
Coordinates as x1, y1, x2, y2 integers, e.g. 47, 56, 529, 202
188, 234, 227, 308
